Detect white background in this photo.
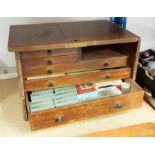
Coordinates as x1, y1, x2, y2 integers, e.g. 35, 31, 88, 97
0, 0, 155, 154
0, 17, 155, 67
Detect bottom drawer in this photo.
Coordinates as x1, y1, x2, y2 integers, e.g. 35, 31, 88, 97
28, 79, 144, 131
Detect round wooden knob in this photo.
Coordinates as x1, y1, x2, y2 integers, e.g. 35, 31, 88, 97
103, 62, 109, 67
104, 75, 112, 79
115, 103, 123, 109
56, 116, 63, 122
47, 50, 53, 55
47, 69, 53, 74
47, 60, 53, 65
48, 82, 54, 87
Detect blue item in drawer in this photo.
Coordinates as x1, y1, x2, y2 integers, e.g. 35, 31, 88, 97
54, 96, 78, 107
54, 86, 76, 93
31, 89, 54, 96
30, 93, 54, 102
30, 99, 55, 112
53, 93, 77, 100
77, 91, 99, 102
30, 103, 55, 112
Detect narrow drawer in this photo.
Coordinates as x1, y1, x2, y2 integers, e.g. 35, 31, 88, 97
28, 79, 144, 131
22, 55, 128, 77
21, 48, 78, 59
24, 67, 131, 92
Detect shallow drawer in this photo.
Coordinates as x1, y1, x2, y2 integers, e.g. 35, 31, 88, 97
24, 67, 131, 92
22, 54, 78, 77
28, 79, 144, 131
22, 55, 128, 77
21, 48, 78, 59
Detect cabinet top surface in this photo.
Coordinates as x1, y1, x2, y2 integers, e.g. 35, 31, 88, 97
8, 20, 139, 52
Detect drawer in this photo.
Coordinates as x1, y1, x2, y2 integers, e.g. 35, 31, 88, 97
28, 79, 144, 131
22, 55, 128, 77
22, 54, 78, 75
24, 67, 131, 91
21, 48, 78, 59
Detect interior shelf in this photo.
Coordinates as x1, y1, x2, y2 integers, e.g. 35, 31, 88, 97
81, 46, 128, 61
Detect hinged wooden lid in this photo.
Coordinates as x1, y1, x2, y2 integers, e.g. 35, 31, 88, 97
8, 20, 140, 52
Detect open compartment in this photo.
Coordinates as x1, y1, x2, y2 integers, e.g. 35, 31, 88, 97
26, 78, 144, 130
81, 45, 129, 61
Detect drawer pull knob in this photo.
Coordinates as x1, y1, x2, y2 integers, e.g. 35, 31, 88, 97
47, 60, 53, 65
56, 116, 63, 123
47, 50, 53, 55
116, 104, 123, 109
103, 62, 109, 67
48, 82, 54, 87
104, 75, 112, 79
47, 69, 53, 74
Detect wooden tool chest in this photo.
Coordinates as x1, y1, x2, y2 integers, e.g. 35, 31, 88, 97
8, 20, 144, 131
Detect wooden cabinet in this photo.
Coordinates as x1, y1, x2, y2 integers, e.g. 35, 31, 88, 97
8, 20, 144, 131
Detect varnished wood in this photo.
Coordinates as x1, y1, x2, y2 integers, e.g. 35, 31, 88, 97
81, 122, 155, 137
20, 48, 78, 59
15, 53, 28, 121
8, 20, 143, 130
22, 56, 128, 77
110, 42, 140, 80
24, 67, 131, 92
22, 47, 129, 77
28, 79, 144, 131
8, 20, 139, 52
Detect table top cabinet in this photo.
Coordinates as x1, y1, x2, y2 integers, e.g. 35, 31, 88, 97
8, 20, 144, 131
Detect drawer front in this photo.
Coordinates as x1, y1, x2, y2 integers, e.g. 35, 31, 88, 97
24, 67, 131, 91
22, 54, 78, 76
21, 48, 78, 59
22, 56, 128, 77
29, 89, 144, 131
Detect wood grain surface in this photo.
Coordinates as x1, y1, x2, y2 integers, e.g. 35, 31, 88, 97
28, 79, 144, 131
22, 56, 128, 77
8, 20, 139, 52
81, 122, 155, 137
21, 47, 129, 77
24, 67, 131, 91
8, 20, 142, 130
15, 53, 28, 121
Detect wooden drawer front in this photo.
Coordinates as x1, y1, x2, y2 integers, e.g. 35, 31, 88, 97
22, 54, 78, 76
22, 56, 128, 77
24, 67, 131, 91
21, 48, 78, 59
29, 84, 143, 130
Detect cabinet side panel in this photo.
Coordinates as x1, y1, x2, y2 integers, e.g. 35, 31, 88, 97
15, 52, 28, 121
111, 41, 140, 80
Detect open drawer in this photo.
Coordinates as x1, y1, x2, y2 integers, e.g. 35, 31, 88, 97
27, 79, 144, 131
